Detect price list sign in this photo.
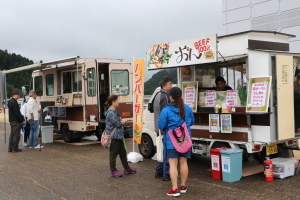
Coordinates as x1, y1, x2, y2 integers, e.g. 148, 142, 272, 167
250, 83, 267, 107
226, 90, 237, 106
205, 90, 216, 107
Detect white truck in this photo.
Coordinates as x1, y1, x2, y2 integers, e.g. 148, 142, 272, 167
139, 30, 300, 162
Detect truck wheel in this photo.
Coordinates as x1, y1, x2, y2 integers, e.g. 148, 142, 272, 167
138, 134, 155, 158
73, 137, 82, 142
61, 124, 74, 143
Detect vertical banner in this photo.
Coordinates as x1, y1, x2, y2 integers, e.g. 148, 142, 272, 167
133, 60, 145, 144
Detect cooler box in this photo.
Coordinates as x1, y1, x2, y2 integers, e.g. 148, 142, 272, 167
210, 147, 230, 180
41, 126, 54, 143
271, 158, 295, 179
220, 149, 243, 183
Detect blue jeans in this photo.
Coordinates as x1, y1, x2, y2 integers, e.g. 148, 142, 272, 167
29, 120, 39, 147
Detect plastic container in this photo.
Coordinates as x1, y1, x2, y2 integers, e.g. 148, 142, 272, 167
210, 147, 230, 180
220, 149, 243, 183
41, 126, 54, 143
271, 158, 295, 179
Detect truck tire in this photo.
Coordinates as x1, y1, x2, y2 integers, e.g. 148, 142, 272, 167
61, 124, 74, 143
138, 134, 155, 158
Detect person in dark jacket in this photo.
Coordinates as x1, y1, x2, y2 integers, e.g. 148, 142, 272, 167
158, 87, 195, 197
104, 94, 136, 177
8, 91, 26, 153
215, 76, 233, 91
153, 76, 173, 181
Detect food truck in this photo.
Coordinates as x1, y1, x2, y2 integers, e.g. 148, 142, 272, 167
139, 30, 300, 162
1, 57, 134, 143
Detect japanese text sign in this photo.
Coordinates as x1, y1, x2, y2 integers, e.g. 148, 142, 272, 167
205, 90, 216, 106
183, 82, 198, 112
133, 60, 145, 144
147, 34, 217, 69
226, 90, 238, 106
250, 83, 267, 107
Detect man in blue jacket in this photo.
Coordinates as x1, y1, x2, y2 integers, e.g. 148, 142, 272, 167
8, 91, 26, 153
154, 76, 172, 181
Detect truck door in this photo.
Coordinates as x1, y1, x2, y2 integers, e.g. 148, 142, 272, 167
276, 55, 294, 140
109, 63, 133, 119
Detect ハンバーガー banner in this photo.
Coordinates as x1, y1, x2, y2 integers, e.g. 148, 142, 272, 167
133, 60, 144, 144
147, 34, 217, 69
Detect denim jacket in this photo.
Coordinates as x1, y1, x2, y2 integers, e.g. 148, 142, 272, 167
104, 108, 124, 140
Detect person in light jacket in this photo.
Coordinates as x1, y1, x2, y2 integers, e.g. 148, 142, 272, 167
158, 87, 195, 197
27, 91, 43, 149
104, 94, 136, 177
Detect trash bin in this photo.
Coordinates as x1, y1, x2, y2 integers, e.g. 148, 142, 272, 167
220, 149, 243, 183
41, 126, 54, 143
210, 147, 231, 180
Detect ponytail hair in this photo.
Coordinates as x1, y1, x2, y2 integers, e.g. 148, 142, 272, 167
169, 87, 185, 119
176, 96, 185, 119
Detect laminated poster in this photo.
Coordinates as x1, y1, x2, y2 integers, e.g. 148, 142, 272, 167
226, 90, 237, 106
183, 81, 198, 112
211, 155, 220, 171
221, 156, 230, 173
205, 90, 217, 107
209, 114, 219, 132
220, 114, 232, 133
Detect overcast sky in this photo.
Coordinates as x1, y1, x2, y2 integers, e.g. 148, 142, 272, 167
0, 0, 223, 80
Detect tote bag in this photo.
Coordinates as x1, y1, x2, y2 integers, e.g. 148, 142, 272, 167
168, 122, 192, 153
156, 130, 164, 162
101, 127, 117, 148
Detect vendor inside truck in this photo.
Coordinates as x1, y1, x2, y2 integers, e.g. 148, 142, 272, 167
215, 76, 233, 91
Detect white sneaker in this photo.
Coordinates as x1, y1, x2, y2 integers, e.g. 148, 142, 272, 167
24, 142, 28, 147
34, 144, 44, 149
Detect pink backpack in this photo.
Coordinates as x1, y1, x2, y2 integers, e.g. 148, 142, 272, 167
168, 122, 192, 153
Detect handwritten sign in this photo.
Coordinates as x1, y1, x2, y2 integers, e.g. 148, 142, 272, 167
147, 34, 217, 69
250, 83, 267, 107
226, 90, 238, 106
183, 82, 198, 112
246, 77, 271, 112
205, 90, 216, 106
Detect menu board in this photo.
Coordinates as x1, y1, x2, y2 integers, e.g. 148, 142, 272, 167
205, 90, 217, 107
220, 114, 232, 133
209, 114, 220, 132
183, 81, 198, 112
226, 90, 238, 106
246, 77, 271, 112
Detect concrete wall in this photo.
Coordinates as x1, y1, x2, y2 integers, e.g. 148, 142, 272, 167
223, 0, 300, 53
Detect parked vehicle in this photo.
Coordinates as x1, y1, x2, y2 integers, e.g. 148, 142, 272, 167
139, 31, 300, 161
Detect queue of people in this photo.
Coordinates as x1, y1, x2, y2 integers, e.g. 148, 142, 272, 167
8, 90, 44, 153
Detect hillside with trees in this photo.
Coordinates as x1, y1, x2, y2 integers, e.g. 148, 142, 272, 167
0, 49, 34, 97
144, 68, 177, 95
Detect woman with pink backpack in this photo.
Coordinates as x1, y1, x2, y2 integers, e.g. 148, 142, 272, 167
158, 87, 195, 197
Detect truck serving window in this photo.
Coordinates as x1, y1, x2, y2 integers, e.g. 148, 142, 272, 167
34, 76, 43, 96
87, 68, 96, 96
111, 70, 129, 95
46, 74, 54, 96
62, 70, 82, 94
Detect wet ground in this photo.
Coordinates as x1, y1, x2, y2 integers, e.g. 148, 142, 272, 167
1, 122, 300, 200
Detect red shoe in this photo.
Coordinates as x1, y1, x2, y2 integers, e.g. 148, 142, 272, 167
180, 186, 188, 193
166, 188, 180, 197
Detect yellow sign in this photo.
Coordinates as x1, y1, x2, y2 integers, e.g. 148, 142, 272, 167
133, 60, 145, 144
266, 144, 278, 155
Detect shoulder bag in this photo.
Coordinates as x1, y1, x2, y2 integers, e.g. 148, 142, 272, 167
168, 122, 192, 153
101, 127, 117, 148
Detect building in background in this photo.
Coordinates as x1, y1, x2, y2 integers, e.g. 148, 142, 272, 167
222, 0, 300, 52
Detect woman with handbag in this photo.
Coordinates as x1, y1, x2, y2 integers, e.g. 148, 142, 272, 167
104, 94, 136, 177
158, 87, 195, 197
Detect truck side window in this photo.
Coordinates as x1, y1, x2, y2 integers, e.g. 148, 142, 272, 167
72, 71, 82, 92
63, 72, 72, 93
111, 70, 129, 95
34, 76, 43, 96
87, 68, 96, 96
46, 74, 54, 96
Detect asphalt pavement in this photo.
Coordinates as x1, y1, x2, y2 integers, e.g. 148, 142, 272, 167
1, 122, 300, 200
